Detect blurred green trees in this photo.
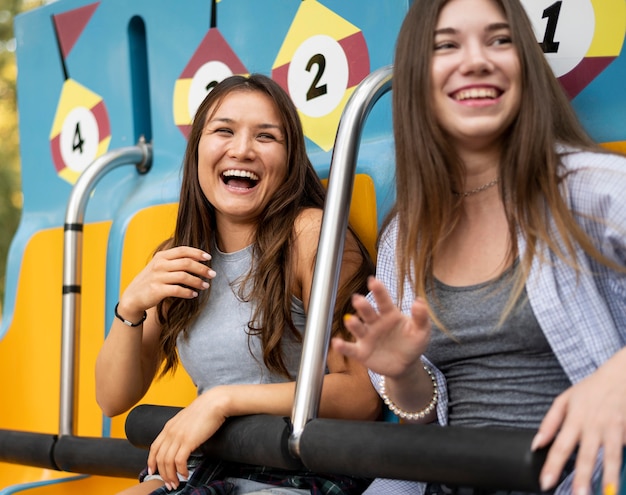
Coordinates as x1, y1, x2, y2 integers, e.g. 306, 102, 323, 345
0, 0, 48, 317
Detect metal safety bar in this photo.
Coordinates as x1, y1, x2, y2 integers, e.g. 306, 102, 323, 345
60, 137, 152, 437
289, 65, 393, 457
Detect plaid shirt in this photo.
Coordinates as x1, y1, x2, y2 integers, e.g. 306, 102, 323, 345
145, 458, 371, 495
364, 150, 626, 494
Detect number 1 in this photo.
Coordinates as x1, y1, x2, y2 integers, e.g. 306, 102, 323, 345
539, 1, 561, 53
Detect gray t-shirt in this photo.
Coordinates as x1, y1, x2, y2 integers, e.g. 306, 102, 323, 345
424, 264, 571, 429
177, 244, 306, 395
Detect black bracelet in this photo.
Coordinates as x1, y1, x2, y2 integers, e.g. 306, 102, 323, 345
114, 302, 147, 327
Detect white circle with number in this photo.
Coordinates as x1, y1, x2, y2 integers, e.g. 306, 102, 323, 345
288, 34, 349, 118
59, 106, 99, 173
521, 0, 595, 77
188, 60, 233, 120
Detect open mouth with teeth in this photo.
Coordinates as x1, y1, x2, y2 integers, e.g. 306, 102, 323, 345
453, 87, 501, 101
221, 169, 260, 189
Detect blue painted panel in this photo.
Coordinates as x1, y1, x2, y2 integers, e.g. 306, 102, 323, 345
4, 0, 407, 334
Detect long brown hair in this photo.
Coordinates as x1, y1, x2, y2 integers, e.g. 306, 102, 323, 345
157, 74, 373, 377
391, 0, 619, 322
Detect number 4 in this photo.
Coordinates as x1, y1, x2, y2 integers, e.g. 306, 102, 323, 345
73, 122, 85, 154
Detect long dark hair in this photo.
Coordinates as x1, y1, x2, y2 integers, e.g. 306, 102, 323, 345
157, 74, 373, 377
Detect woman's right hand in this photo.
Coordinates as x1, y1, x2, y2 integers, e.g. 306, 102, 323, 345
331, 276, 431, 380
117, 246, 215, 319
332, 277, 436, 421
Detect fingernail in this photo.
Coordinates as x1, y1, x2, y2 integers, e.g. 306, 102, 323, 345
192, 291, 198, 297
540, 474, 554, 492
208, 269, 216, 277
530, 433, 542, 451
202, 252, 211, 260
604, 484, 617, 495
202, 281, 209, 289
164, 483, 172, 491
147, 467, 153, 476
576, 487, 589, 495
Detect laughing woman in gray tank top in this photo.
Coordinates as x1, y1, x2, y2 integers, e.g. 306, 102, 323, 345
95, 74, 379, 495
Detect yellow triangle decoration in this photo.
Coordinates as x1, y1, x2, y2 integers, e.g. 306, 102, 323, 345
274, 0, 360, 67
49, 79, 103, 138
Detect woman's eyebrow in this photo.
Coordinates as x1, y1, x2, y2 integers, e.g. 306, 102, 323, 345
257, 123, 283, 131
434, 22, 510, 36
207, 118, 280, 129
486, 22, 511, 32
207, 116, 234, 125
434, 26, 457, 36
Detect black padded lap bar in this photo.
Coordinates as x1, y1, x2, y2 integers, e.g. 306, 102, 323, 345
299, 419, 546, 492
125, 405, 303, 471
53, 435, 147, 478
0, 429, 58, 470
203, 414, 303, 470
125, 404, 182, 449
126, 405, 547, 492
0, 429, 146, 478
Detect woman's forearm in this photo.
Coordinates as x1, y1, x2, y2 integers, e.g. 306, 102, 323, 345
207, 370, 380, 422
95, 317, 159, 417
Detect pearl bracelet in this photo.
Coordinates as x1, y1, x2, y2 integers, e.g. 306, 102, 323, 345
380, 364, 438, 421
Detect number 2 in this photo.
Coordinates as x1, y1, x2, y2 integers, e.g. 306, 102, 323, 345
305, 53, 328, 101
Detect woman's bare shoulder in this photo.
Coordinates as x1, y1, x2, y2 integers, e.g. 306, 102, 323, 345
293, 207, 324, 238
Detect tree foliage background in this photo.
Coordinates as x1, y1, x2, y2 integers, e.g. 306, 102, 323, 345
0, 0, 48, 318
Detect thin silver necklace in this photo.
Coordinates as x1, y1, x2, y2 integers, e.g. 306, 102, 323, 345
454, 177, 499, 197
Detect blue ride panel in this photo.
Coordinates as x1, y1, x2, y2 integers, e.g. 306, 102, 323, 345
3, 0, 408, 337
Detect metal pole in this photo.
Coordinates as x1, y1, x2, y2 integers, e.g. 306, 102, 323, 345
59, 137, 152, 437
289, 66, 393, 457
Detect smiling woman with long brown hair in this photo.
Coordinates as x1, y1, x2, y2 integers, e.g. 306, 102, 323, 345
333, 0, 626, 494
96, 74, 379, 495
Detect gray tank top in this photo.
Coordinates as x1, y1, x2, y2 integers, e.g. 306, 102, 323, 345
424, 263, 571, 429
177, 244, 306, 395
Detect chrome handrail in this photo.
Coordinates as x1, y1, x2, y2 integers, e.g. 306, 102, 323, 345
60, 137, 152, 437
289, 66, 393, 457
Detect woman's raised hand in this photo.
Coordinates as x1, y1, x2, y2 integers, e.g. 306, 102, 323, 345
117, 246, 215, 319
332, 276, 431, 380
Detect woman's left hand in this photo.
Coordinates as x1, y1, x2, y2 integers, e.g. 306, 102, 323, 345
147, 388, 230, 490
532, 347, 626, 495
